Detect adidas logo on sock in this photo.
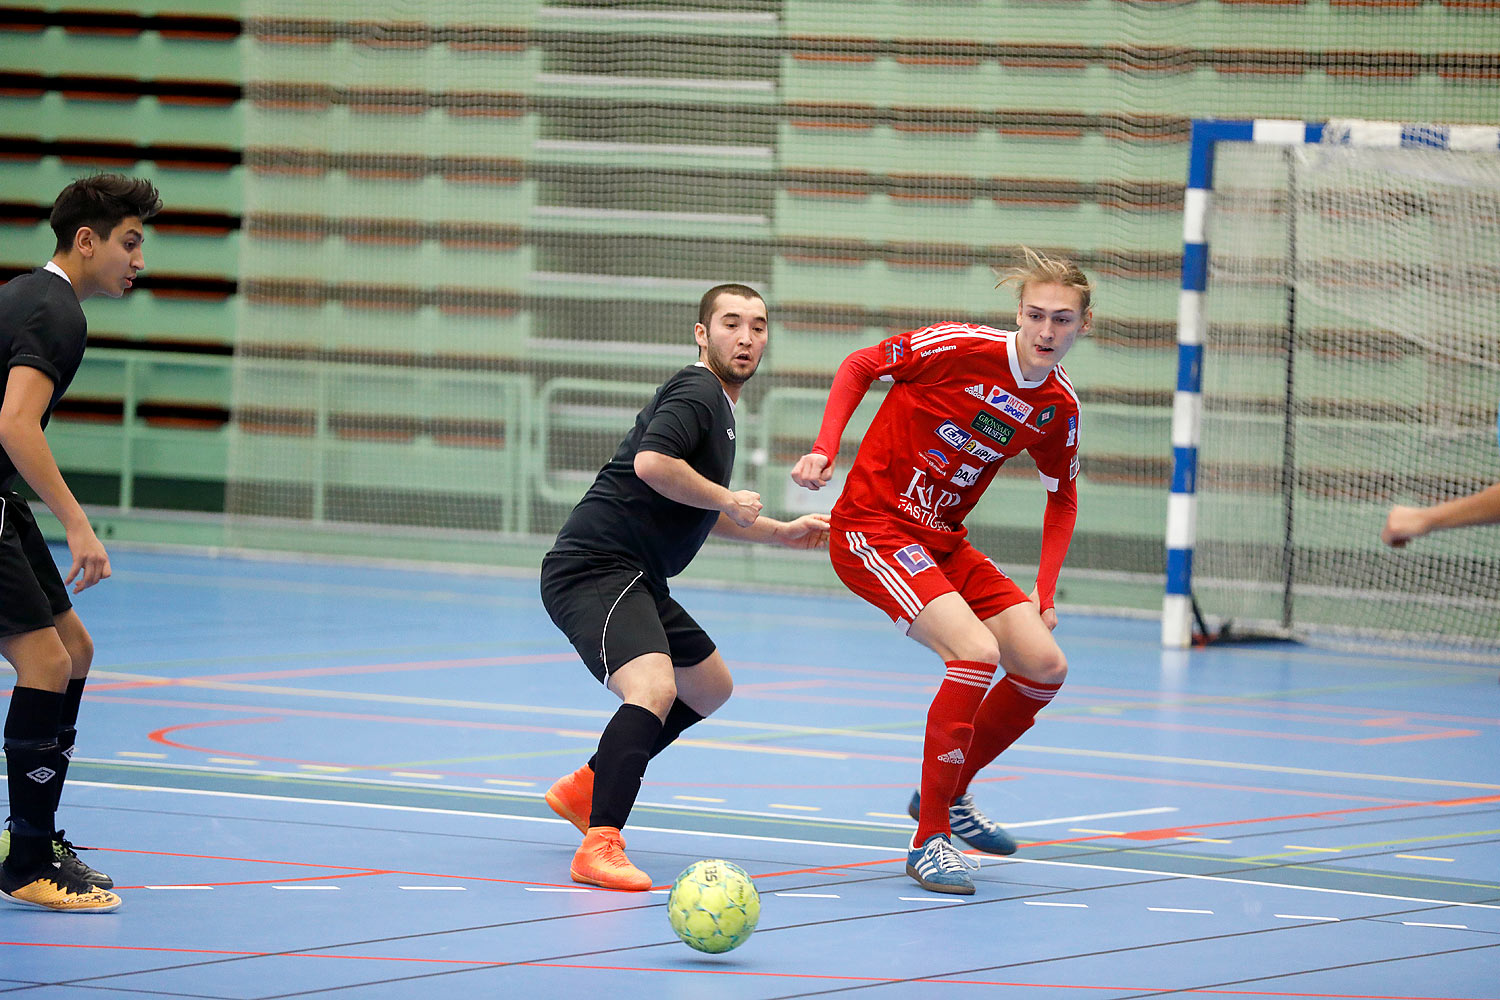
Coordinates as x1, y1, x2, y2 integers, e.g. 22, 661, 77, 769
25, 767, 57, 784
937, 748, 966, 764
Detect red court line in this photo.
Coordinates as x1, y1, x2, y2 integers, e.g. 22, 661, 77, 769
98, 692, 1418, 802
88, 653, 578, 691
97, 847, 622, 892
1, 942, 1490, 998
754, 791, 1500, 878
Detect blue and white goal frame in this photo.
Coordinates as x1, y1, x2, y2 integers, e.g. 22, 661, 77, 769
1162, 118, 1500, 650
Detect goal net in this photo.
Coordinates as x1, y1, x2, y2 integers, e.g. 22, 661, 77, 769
1192, 121, 1500, 652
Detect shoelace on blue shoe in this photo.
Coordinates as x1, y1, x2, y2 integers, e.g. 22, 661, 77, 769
925, 838, 981, 875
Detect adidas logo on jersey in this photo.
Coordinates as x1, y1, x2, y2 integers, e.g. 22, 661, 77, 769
937, 748, 966, 764
964, 384, 985, 399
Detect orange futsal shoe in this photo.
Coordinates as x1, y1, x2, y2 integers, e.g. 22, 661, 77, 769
0, 862, 122, 913
570, 826, 652, 891
545, 764, 594, 835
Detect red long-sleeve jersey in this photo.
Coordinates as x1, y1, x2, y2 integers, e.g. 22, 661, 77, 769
810, 323, 1081, 610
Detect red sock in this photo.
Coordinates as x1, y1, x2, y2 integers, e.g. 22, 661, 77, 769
914, 660, 997, 846
955, 672, 1061, 795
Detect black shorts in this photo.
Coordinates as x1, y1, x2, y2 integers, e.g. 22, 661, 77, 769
0, 491, 72, 639
540, 551, 716, 684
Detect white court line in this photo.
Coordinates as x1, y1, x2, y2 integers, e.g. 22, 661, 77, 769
1275, 913, 1339, 922
389, 772, 443, 780
208, 758, 257, 766
899, 897, 960, 903
273, 885, 340, 891
526, 887, 590, 894
400, 886, 465, 891
1024, 901, 1087, 908
769, 804, 820, 812
776, 892, 839, 898
1006, 807, 1176, 830
1403, 921, 1469, 929
145, 885, 213, 890
1149, 907, 1213, 914
999, 857, 1500, 913
1396, 854, 1455, 862
72, 781, 1500, 913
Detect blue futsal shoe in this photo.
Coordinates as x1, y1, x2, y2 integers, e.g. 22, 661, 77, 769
905, 833, 980, 895
908, 791, 1018, 856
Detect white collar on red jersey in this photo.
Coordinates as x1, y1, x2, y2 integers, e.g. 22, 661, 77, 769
1006, 329, 1050, 389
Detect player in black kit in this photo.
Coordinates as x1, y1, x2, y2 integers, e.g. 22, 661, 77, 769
541, 284, 829, 890
0, 174, 160, 913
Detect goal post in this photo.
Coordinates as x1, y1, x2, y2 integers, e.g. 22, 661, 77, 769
1164, 118, 1500, 652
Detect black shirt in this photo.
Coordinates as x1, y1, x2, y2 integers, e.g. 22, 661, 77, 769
0, 267, 87, 491
549, 363, 737, 589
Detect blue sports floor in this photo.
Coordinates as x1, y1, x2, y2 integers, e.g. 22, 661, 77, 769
2, 547, 1498, 999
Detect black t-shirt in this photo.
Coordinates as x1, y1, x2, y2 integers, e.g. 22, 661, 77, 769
0, 268, 87, 491
549, 363, 737, 589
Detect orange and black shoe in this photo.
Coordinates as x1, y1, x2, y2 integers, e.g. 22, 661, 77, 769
545, 764, 594, 835
569, 826, 652, 891
0, 860, 122, 913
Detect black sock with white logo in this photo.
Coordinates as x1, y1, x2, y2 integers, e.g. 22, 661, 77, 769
4, 687, 64, 871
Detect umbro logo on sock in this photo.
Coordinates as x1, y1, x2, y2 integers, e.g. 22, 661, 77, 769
25, 767, 57, 784
937, 748, 966, 764
62, 747, 75, 760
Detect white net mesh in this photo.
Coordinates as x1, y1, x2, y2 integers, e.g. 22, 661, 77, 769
227, 1, 1500, 617
1195, 124, 1500, 650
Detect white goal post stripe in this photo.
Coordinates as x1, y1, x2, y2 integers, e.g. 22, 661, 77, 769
1163, 118, 1500, 649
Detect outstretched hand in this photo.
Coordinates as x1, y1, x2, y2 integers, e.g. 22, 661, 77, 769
1381, 505, 1426, 548
791, 452, 835, 490
777, 513, 831, 549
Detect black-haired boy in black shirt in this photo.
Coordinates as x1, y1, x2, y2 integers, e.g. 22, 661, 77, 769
541, 284, 830, 890
0, 173, 161, 913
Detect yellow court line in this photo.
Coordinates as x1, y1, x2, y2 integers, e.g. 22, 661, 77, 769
1015, 744, 1500, 791
1065, 841, 1500, 894
104, 676, 1499, 787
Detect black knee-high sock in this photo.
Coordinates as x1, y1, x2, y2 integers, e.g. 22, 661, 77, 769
649, 699, 704, 759
49, 678, 87, 815
4, 687, 65, 869
587, 698, 705, 771
588, 703, 663, 830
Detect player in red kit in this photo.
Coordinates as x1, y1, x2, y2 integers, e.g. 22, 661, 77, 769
791, 247, 1090, 895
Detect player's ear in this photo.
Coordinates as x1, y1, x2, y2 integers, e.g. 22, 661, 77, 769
693, 322, 709, 350
73, 225, 97, 258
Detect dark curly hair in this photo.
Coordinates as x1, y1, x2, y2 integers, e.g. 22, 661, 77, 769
50, 174, 162, 254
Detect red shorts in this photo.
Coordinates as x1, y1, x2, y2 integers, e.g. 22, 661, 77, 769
830, 524, 1029, 632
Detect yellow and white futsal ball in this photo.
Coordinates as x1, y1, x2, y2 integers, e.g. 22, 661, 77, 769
666, 859, 761, 953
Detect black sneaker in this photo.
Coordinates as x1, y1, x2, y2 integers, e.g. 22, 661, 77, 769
0, 829, 113, 888
0, 859, 122, 913
52, 831, 114, 889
